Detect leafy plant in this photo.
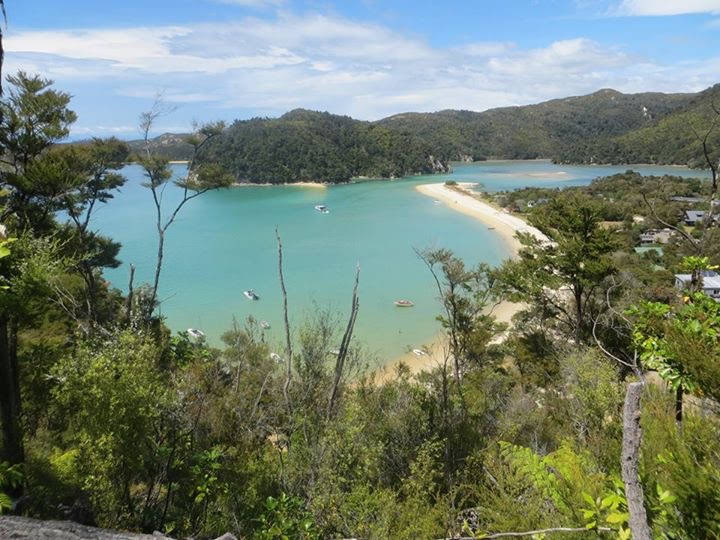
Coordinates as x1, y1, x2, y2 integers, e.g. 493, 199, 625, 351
0, 461, 23, 514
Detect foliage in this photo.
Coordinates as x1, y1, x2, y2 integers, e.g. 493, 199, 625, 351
497, 192, 618, 343
0, 461, 22, 513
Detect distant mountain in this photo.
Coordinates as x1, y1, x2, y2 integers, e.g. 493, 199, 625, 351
135, 86, 717, 183
553, 84, 720, 167
379, 89, 696, 162
127, 133, 193, 161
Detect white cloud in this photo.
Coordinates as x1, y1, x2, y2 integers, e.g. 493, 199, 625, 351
6, 12, 720, 134
618, 0, 720, 15
213, 0, 285, 7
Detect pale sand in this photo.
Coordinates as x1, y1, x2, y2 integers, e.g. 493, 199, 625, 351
375, 183, 547, 380
416, 183, 548, 254
232, 181, 327, 188
376, 299, 524, 382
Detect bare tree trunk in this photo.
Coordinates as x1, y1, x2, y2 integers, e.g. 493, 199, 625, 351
675, 385, 683, 425
0, 315, 24, 467
125, 264, 136, 323
147, 229, 164, 319
276, 229, 292, 415
327, 265, 360, 418
621, 382, 651, 540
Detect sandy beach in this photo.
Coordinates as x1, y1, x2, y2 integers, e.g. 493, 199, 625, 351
232, 181, 328, 188
376, 299, 523, 382
416, 182, 548, 254
375, 183, 549, 380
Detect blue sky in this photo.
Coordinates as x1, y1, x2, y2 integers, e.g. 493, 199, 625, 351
7, 0, 720, 137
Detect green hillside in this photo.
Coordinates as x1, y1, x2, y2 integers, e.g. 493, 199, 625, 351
132, 86, 717, 183
198, 109, 448, 184
554, 84, 720, 166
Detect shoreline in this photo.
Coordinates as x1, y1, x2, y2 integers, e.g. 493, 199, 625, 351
377, 299, 523, 382
377, 182, 546, 379
232, 181, 328, 189
416, 182, 548, 254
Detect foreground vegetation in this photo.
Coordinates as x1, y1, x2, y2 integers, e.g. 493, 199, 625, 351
1, 72, 720, 540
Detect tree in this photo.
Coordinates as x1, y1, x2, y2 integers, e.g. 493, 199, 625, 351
137, 104, 234, 320
54, 138, 129, 321
417, 248, 500, 386
0, 235, 66, 467
0, 72, 77, 232
498, 193, 618, 345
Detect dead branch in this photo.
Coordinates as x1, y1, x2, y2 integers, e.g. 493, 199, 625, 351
327, 264, 360, 418
441, 525, 612, 539
621, 381, 652, 540
641, 193, 700, 253
276, 228, 293, 415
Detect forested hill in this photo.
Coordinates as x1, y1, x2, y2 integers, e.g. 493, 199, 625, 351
135, 86, 715, 183
126, 133, 192, 161
554, 84, 720, 166
379, 88, 695, 162
197, 109, 449, 184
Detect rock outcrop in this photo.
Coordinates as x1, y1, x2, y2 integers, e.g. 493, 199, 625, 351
0, 516, 238, 540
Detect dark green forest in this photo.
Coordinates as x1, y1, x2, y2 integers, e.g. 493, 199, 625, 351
137, 86, 718, 184
2, 70, 720, 539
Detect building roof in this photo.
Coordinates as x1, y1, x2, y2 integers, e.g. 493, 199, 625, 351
671, 196, 704, 203
675, 271, 720, 290
684, 210, 706, 222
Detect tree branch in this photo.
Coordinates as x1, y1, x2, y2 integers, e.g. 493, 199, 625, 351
276, 228, 293, 416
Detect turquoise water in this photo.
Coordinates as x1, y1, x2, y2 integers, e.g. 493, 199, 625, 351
96, 160, 708, 363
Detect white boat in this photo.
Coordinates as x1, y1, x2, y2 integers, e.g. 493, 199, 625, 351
329, 348, 341, 356
270, 352, 282, 363
412, 349, 427, 357
187, 328, 205, 339
315, 204, 330, 214
260, 320, 271, 330
243, 289, 259, 300
394, 299, 414, 307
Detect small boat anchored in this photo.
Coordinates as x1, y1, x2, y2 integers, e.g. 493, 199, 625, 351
187, 328, 205, 339
243, 289, 260, 301
394, 299, 414, 307
314, 204, 330, 214
260, 320, 271, 330
412, 349, 427, 357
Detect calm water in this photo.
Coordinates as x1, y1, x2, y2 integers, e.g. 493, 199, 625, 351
95, 160, 708, 363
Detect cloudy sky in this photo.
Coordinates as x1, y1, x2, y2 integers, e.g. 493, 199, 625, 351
7, 0, 720, 137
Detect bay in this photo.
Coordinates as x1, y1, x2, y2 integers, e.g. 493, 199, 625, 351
96, 160, 709, 364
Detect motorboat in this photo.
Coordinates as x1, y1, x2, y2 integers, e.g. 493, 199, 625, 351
412, 349, 427, 357
329, 348, 341, 356
187, 328, 205, 339
270, 352, 282, 363
315, 204, 330, 214
260, 320, 271, 330
243, 289, 259, 301
394, 299, 414, 307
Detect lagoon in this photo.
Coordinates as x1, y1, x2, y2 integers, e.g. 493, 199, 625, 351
97, 160, 708, 364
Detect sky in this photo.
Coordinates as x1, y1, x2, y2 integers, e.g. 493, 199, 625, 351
6, 0, 720, 138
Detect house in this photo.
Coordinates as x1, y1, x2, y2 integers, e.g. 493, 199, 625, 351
684, 210, 707, 226
639, 228, 673, 244
675, 271, 720, 301
671, 196, 720, 207
526, 198, 549, 209
671, 196, 704, 204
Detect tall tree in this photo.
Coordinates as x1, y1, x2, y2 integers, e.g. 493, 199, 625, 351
0, 72, 77, 232
137, 107, 233, 320
498, 193, 618, 344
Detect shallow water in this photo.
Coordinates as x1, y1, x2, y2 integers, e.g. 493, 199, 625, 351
95, 160, 708, 364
